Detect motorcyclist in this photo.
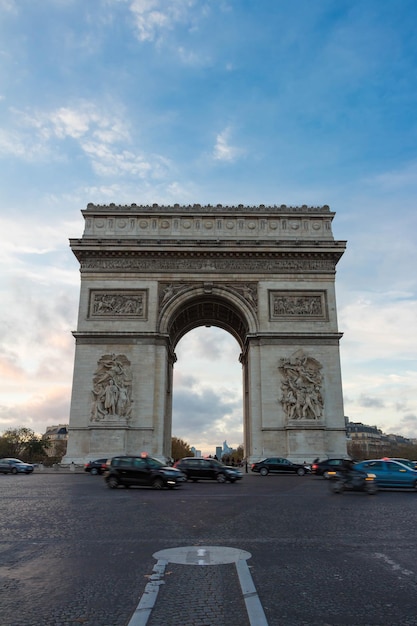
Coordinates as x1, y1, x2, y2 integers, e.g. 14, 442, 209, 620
339, 459, 366, 486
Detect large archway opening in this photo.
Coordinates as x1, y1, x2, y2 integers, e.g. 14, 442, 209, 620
162, 291, 253, 459
172, 326, 243, 457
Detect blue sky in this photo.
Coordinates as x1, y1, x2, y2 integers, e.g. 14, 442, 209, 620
0, 0, 416, 455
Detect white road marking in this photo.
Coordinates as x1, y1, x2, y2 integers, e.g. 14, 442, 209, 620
374, 552, 414, 576
127, 559, 168, 626
127, 546, 269, 626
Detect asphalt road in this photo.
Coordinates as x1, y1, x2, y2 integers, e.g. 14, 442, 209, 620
1, 471, 417, 626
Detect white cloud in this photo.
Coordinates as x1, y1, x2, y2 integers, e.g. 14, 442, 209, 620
339, 293, 417, 360
0, 102, 174, 181
212, 127, 243, 162
0, 0, 18, 13
0, 128, 50, 161
365, 160, 417, 191
128, 0, 196, 42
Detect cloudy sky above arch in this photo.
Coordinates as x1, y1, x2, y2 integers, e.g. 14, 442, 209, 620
0, 0, 416, 455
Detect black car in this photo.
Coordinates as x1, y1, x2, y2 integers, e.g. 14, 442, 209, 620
104, 455, 185, 489
251, 457, 307, 476
311, 458, 349, 478
174, 457, 243, 483
84, 458, 108, 475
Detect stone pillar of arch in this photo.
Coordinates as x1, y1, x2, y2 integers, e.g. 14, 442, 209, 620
64, 203, 347, 464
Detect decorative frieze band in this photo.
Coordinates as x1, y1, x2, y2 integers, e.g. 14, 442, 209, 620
269, 290, 328, 321
81, 256, 335, 273
88, 290, 147, 319
83, 213, 334, 239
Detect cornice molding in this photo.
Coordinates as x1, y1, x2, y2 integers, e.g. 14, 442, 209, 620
83, 203, 333, 215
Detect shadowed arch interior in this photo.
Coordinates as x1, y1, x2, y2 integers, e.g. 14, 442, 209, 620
167, 295, 249, 350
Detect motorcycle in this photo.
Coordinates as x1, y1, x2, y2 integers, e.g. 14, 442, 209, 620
328, 470, 378, 495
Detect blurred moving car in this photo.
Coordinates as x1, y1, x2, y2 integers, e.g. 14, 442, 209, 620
388, 458, 417, 471
251, 457, 308, 476
311, 458, 348, 478
174, 457, 242, 483
354, 459, 417, 489
84, 458, 108, 475
0, 458, 34, 474
105, 454, 186, 489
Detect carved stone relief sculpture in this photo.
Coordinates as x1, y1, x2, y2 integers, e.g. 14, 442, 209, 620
158, 281, 258, 313
89, 291, 146, 318
90, 354, 133, 422
159, 282, 190, 308
226, 283, 258, 312
270, 291, 327, 320
279, 350, 323, 421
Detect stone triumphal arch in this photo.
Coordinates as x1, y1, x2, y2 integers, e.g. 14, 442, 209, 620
65, 203, 347, 463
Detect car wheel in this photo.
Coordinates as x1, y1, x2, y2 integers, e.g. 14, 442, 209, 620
11, 468, 18, 474
260, 467, 269, 476
90, 468, 98, 475
297, 468, 306, 476
107, 476, 119, 489
323, 471, 331, 479
152, 477, 164, 489
216, 473, 226, 483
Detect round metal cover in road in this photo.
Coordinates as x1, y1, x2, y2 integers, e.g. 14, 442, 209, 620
153, 545, 251, 565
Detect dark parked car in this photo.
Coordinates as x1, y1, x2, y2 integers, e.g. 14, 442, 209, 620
84, 458, 108, 475
311, 458, 349, 478
174, 457, 243, 483
105, 455, 185, 489
0, 458, 34, 474
251, 457, 308, 476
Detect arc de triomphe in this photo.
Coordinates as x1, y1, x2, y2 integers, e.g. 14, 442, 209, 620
64, 203, 347, 463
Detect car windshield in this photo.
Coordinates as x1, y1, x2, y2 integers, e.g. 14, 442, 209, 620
392, 459, 415, 469
147, 457, 164, 468
209, 460, 224, 467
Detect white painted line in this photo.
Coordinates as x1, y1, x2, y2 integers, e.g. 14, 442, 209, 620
127, 559, 168, 626
374, 552, 414, 576
236, 558, 269, 626
131, 546, 270, 626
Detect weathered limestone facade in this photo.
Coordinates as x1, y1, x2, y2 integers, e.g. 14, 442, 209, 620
65, 203, 347, 463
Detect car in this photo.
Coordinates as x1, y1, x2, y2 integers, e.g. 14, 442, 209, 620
311, 458, 349, 478
354, 459, 417, 489
174, 457, 243, 483
251, 457, 308, 476
84, 458, 109, 475
104, 454, 186, 489
0, 458, 34, 474
388, 458, 417, 471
